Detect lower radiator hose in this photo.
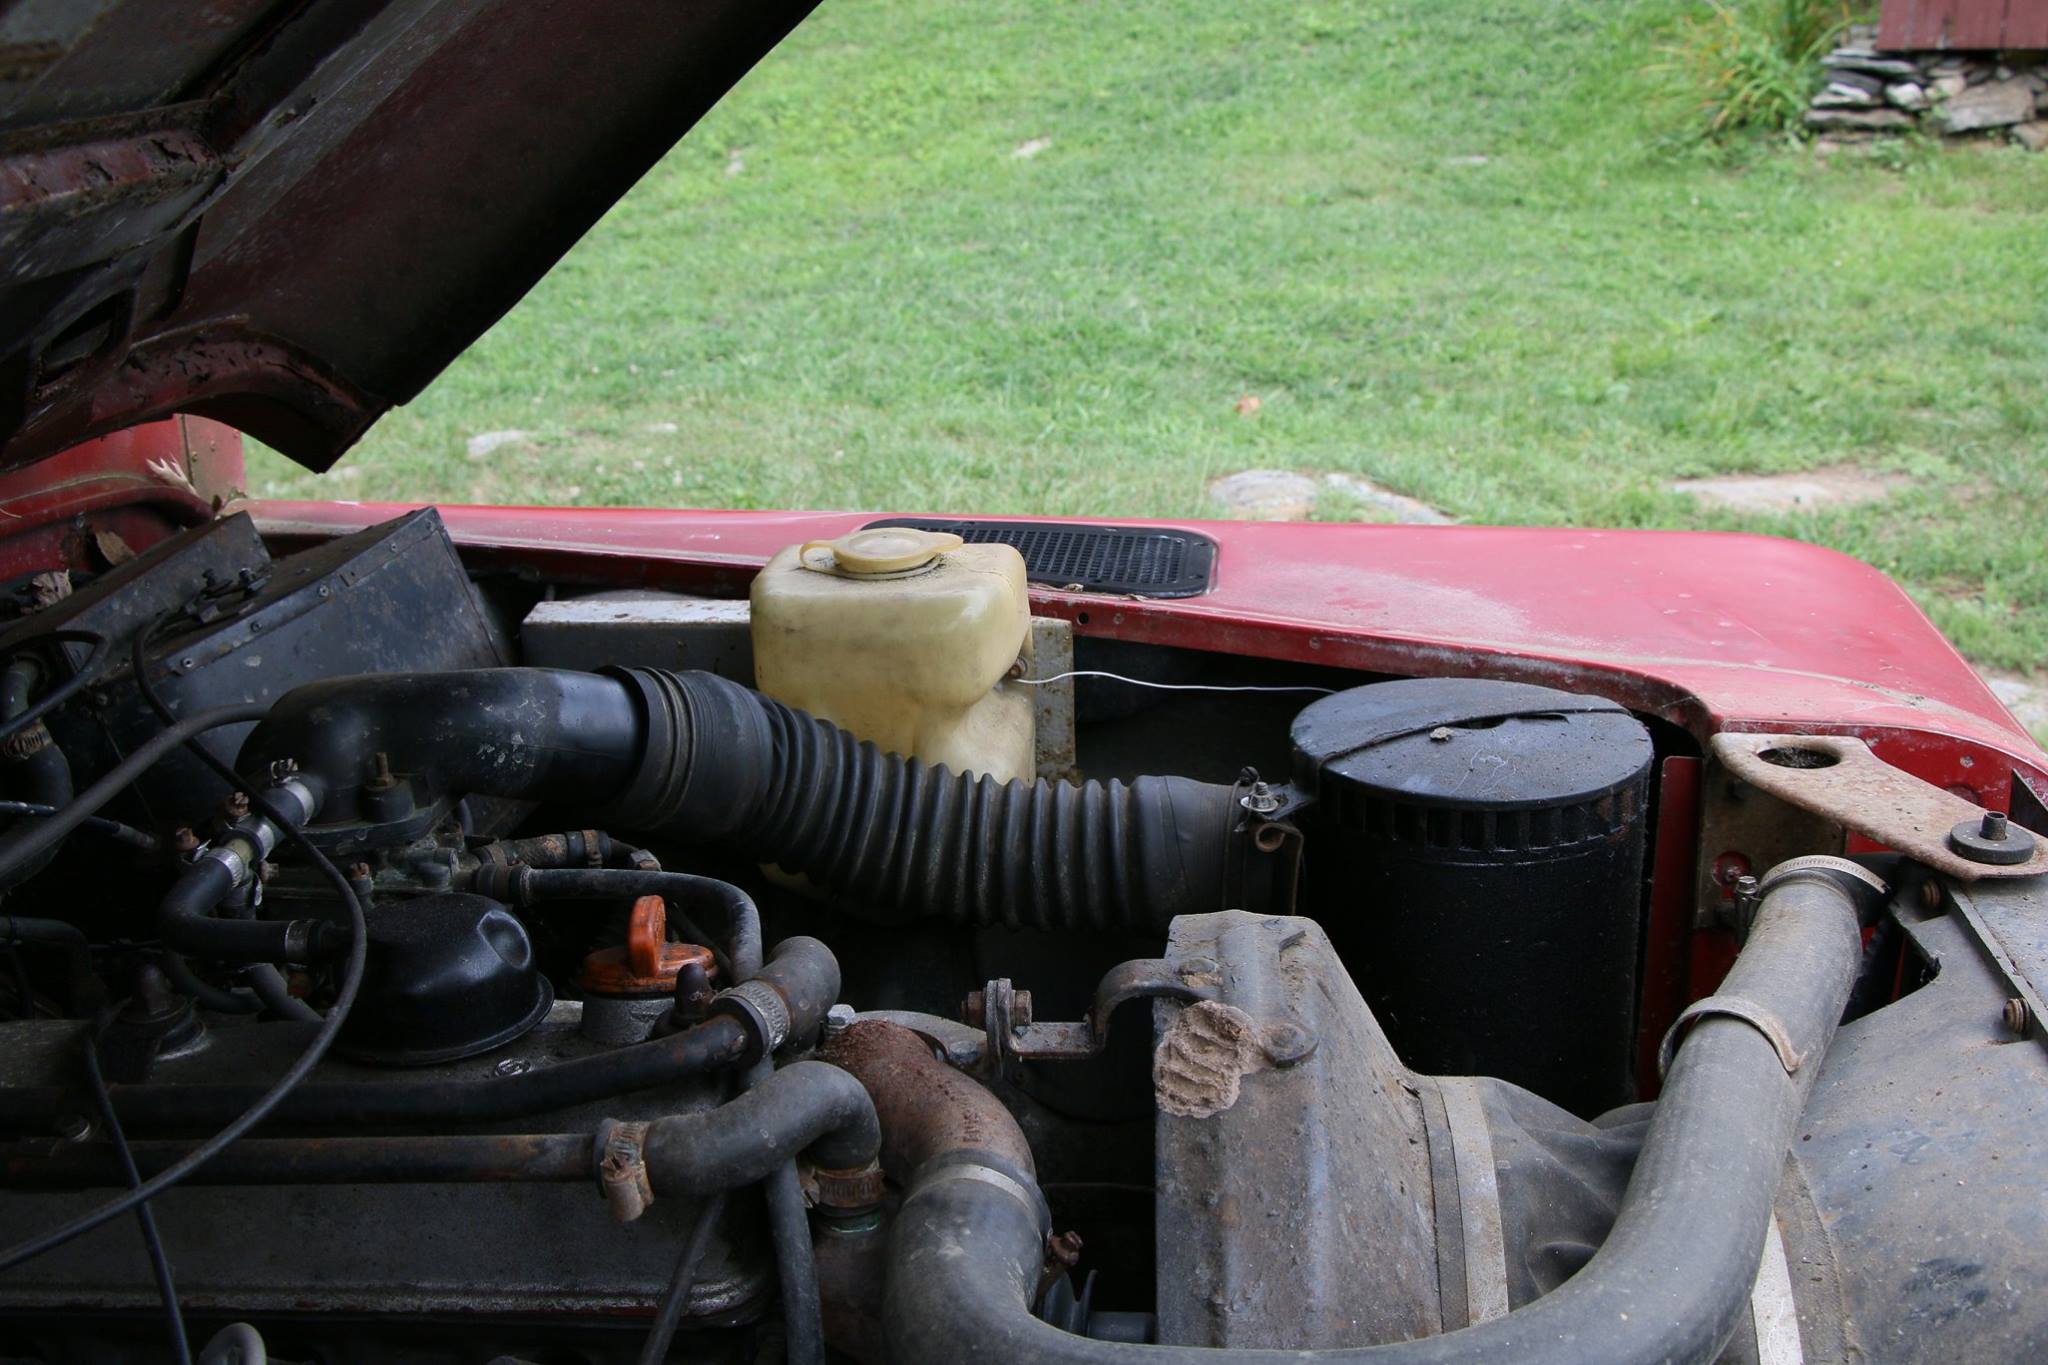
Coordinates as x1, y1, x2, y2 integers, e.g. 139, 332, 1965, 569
858, 864, 1875, 1365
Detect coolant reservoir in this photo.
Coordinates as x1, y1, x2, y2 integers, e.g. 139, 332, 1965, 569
750, 527, 1035, 782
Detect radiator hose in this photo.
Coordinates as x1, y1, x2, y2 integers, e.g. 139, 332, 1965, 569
850, 863, 1877, 1365
240, 668, 1279, 930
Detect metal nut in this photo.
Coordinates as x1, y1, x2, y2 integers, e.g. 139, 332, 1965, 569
2003, 997, 2030, 1036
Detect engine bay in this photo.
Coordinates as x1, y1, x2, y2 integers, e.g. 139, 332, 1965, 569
0, 508, 2042, 1364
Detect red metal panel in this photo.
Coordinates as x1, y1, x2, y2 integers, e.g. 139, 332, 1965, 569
1881, 0, 2048, 48
0, 416, 241, 578
1634, 755, 1702, 1100
1958, 0, 2016, 47
245, 499, 2048, 798
2008, 0, 2048, 47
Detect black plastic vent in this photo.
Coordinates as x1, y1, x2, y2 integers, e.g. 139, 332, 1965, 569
863, 518, 1216, 598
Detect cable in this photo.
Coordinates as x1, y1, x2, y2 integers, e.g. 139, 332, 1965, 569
637, 1189, 729, 1365
0, 656, 367, 1274
81, 1009, 192, 1365
0, 701, 271, 885
0, 629, 112, 746
1011, 669, 1336, 695
0, 800, 159, 853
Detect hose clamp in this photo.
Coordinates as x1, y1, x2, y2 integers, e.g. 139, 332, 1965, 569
594, 1118, 654, 1222
909, 1160, 1050, 1236
1657, 993, 1804, 1080
0, 722, 51, 762
711, 978, 792, 1060
200, 843, 251, 888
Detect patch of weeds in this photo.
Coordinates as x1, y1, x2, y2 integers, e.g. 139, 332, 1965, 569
1658, 0, 1856, 138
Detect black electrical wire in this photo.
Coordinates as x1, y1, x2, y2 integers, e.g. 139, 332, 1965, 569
0, 800, 158, 853
81, 1009, 192, 1365
0, 701, 272, 885
0, 629, 112, 746
0, 646, 367, 1274
637, 1189, 730, 1365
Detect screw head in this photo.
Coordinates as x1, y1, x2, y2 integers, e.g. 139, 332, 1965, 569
2003, 997, 2030, 1035
1428, 726, 1454, 742
492, 1057, 530, 1077
53, 1114, 93, 1142
822, 1003, 857, 1040
1261, 1021, 1316, 1066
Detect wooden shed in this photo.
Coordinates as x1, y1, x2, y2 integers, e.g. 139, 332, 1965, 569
1880, 0, 2048, 50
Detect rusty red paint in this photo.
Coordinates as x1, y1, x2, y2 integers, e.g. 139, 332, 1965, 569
0, 416, 239, 579
0, 127, 215, 216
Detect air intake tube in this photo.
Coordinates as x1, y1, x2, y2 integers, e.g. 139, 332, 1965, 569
239, 668, 1284, 930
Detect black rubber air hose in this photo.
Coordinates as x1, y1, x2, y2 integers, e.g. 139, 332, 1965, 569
869, 866, 1875, 1365
242, 668, 1258, 931
0, 656, 75, 887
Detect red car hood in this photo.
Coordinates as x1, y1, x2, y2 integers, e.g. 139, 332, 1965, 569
0, 0, 817, 474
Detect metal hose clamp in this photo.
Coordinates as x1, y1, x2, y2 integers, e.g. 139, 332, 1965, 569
712, 978, 792, 1060
1657, 994, 1804, 1080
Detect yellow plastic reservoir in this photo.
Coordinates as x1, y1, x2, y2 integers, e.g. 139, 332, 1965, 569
749, 527, 1035, 782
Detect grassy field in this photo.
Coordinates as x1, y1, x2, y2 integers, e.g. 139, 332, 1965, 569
246, 0, 2048, 676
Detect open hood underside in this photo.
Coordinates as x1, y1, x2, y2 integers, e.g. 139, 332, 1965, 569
0, 0, 817, 474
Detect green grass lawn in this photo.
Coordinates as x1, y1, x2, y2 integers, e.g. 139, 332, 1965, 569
247, 0, 2048, 677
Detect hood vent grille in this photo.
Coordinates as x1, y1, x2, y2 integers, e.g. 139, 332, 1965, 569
862, 518, 1215, 598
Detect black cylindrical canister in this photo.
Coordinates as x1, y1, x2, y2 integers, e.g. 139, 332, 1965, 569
1291, 678, 1653, 1116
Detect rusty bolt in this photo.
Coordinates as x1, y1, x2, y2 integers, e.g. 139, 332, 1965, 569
347, 862, 373, 881
1046, 1229, 1085, 1269
2003, 997, 2029, 1036
1918, 881, 1942, 911
223, 790, 251, 820
171, 827, 201, 855
960, 989, 986, 1025
1982, 811, 2010, 841
1011, 990, 1033, 1028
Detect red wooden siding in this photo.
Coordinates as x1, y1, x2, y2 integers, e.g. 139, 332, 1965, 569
1880, 0, 2048, 50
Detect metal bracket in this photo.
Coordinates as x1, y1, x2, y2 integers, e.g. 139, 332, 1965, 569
1712, 732, 2048, 882
968, 958, 1221, 1069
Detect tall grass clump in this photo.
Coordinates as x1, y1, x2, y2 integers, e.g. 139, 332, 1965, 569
1663, 0, 1855, 136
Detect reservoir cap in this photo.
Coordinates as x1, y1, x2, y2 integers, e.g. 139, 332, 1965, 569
801, 527, 963, 577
